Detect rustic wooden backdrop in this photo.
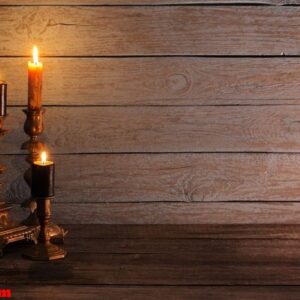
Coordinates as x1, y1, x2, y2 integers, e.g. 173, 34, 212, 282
1, 0, 300, 224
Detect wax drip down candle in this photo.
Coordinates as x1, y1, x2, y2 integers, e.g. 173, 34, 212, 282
32, 151, 55, 198
28, 46, 43, 110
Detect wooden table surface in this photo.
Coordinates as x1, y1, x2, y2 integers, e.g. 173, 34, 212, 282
3, 224, 300, 299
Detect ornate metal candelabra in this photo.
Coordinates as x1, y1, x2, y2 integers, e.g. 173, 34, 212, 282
0, 44, 68, 259
21, 108, 67, 243
0, 101, 38, 257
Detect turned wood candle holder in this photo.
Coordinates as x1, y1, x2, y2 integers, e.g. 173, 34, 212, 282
21, 108, 67, 242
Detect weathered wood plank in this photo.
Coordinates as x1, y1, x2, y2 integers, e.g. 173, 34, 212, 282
5, 225, 300, 291
6, 225, 300, 297
64, 236, 300, 254
8, 286, 102, 300
64, 224, 300, 239
4, 57, 300, 106
5, 154, 300, 203
4, 243, 300, 284
9, 202, 300, 224
7, 286, 300, 300
1, 7, 300, 56
4, 106, 300, 154
1, 0, 300, 5
6, 226, 299, 253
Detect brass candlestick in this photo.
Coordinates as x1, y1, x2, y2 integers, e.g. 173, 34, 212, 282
23, 196, 66, 260
21, 108, 67, 242
21, 108, 46, 218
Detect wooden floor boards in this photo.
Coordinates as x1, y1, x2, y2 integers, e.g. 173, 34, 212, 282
2, 224, 300, 299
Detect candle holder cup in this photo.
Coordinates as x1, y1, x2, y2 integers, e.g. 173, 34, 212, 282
23, 196, 66, 261
22, 108, 45, 164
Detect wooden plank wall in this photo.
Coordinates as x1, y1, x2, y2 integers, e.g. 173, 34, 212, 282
1, 0, 300, 224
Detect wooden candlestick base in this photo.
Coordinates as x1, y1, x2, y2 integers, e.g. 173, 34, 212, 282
23, 242, 66, 261
23, 197, 66, 261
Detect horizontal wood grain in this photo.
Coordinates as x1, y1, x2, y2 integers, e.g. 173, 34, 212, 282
65, 224, 300, 239
8, 202, 300, 224
5, 237, 300, 284
7, 225, 300, 299
4, 57, 300, 106
1, 1, 299, 230
13, 226, 300, 254
7, 286, 300, 300
4, 106, 300, 154
5, 153, 300, 203
8, 286, 103, 300
1, 6, 300, 56
1, 0, 299, 5
64, 235, 300, 254
53, 202, 300, 224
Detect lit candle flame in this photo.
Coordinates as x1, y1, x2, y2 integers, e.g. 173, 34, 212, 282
33, 46, 39, 65
41, 151, 47, 164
